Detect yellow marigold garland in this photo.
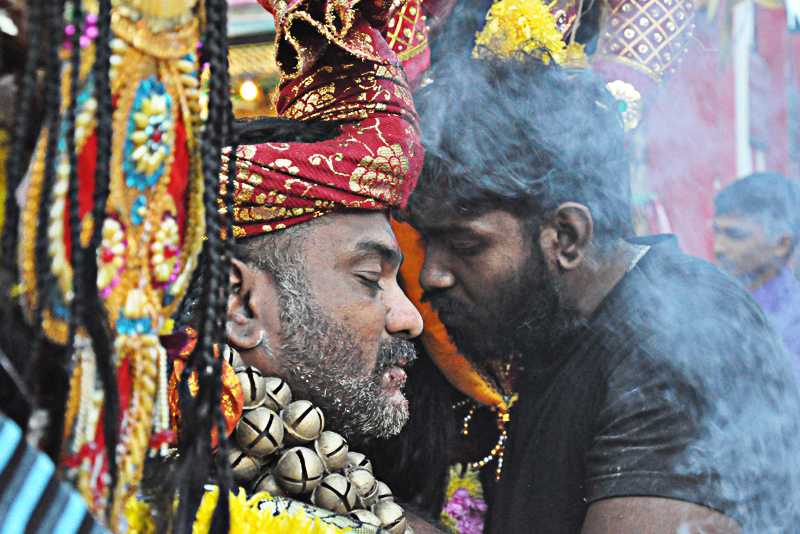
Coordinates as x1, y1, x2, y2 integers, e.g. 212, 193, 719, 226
124, 496, 155, 534
126, 487, 357, 534
473, 0, 566, 63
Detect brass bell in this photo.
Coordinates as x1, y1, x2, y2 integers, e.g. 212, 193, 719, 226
237, 366, 268, 409
236, 407, 284, 457
375, 480, 394, 503
347, 466, 377, 506
263, 376, 292, 411
253, 472, 285, 497
345, 451, 372, 473
359, 483, 380, 508
404, 527, 415, 534
349, 509, 382, 526
281, 400, 325, 444
274, 446, 325, 494
314, 431, 348, 472
311, 473, 357, 514
228, 443, 260, 484
220, 344, 244, 369
371, 501, 407, 534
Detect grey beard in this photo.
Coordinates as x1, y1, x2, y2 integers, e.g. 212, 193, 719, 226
269, 276, 417, 443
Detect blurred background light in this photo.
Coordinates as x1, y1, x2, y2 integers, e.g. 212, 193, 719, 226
240, 80, 258, 101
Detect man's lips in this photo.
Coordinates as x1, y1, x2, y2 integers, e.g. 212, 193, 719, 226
381, 365, 407, 388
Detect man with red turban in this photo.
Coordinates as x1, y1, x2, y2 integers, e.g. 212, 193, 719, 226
171, 0, 426, 456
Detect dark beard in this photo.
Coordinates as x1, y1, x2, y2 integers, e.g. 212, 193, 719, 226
272, 282, 417, 443
422, 244, 581, 366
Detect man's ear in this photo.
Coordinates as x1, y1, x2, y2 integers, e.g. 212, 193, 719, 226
540, 202, 594, 271
227, 258, 265, 350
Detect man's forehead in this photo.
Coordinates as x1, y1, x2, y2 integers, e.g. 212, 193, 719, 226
312, 211, 402, 264
413, 210, 517, 236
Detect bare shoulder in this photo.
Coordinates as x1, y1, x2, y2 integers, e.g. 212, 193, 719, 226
581, 497, 741, 534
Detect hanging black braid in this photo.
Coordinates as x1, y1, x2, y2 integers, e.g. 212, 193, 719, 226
175, 0, 234, 531
31, 0, 70, 462
48, 0, 87, 464
0, 0, 42, 375
81, 0, 120, 517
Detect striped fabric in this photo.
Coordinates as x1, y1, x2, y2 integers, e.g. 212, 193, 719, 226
0, 413, 109, 534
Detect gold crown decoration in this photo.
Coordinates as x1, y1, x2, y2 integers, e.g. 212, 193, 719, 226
473, 0, 567, 63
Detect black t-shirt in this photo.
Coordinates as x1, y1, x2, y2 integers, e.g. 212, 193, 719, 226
488, 235, 800, 534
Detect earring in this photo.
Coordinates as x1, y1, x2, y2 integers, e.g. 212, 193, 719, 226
237, 330, 266, 350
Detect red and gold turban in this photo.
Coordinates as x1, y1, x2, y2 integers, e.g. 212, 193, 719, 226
221, 0, 423, 238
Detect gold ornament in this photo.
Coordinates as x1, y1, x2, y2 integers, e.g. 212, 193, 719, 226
315, 431, 349, 473
229, 444, 262, 484
236, 407, 284, 457
375, 481, 394, 503
347, 467, 378, 503
225, 360, 407, 523
237, 367, 268, 409
371, 501, 407, 534
220, 344, 244, 369
274, 446, 326, 494
350, 509, 382, 526
311, 474, 358, 514
281, 400, 325, 444
263, 376, 292, 412
345, 451, 373, 473
253, 472, 285, 496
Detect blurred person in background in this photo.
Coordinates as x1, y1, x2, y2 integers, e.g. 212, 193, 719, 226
713, 173, 800, 381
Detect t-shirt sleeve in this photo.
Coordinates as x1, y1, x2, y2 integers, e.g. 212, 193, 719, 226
583, 350, 725, 512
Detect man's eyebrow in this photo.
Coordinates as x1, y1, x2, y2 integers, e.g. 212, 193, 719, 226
352, 238, 404, 269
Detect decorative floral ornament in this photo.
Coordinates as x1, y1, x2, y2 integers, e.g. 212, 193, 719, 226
473, 0, 566, 64
124, 77, 174, 189
48, 160, 72, 301
97, 217, 127, 298
606, 80, 643, 132
150, 214, 181, 285
440, 465, 487, 534
64, 11, 99, 50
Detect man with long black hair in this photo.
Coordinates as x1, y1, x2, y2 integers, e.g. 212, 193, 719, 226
405, 52, 800, 533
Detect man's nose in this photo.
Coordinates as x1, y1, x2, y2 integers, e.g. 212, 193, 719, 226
419, 248, 455, 292
386, 285, 424, 339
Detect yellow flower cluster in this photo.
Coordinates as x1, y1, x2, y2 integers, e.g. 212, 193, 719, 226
126, 487, 356, 534
445, 464, 484, 502
124, 496, 155, 534
473, 0, 566, 63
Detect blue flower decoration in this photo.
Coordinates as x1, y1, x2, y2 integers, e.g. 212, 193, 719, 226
131, 195, 147, 226
123, 76, 173, 191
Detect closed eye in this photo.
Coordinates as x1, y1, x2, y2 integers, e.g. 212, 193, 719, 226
447, 240, 483, 255
357, 274, 383, 293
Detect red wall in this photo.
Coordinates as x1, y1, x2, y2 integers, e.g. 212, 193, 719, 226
642, 6, 799, 261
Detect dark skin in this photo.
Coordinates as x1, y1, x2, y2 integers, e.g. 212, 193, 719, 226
226, 210, 423, 394
415, 204, 741, 534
